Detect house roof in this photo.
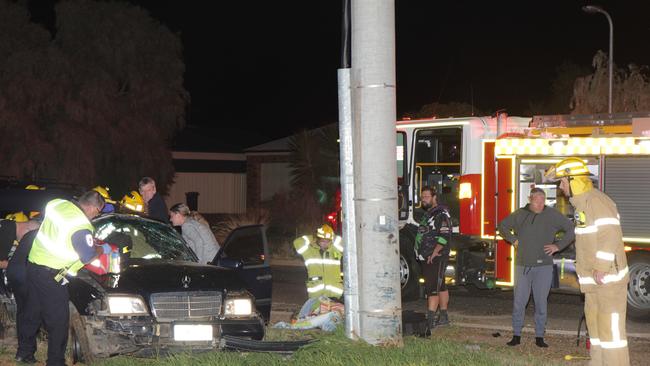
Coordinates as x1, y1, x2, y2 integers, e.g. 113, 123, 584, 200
244, 123, 337, 154
244, 135, 292, 153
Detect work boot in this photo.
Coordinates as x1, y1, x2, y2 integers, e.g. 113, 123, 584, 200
437, 310, 450, 326
535, 337, 549, 348
15, 355, 37, 364
506, 335, 521, 346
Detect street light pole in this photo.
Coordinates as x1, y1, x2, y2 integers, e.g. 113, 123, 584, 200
583, 5, 614, 113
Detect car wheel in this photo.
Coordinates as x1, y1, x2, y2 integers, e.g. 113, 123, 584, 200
627, 251, 650, 320
399, 229, 421, 301
67, 303, 95, 365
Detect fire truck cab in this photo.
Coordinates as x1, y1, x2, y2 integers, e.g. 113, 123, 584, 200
397, 112, 650, 320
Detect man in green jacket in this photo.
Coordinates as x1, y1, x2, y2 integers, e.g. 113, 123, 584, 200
498, 187, 574, 348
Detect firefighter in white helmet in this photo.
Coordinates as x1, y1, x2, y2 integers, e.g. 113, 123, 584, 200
293, 224, 344, 299
549, 157, 629, 366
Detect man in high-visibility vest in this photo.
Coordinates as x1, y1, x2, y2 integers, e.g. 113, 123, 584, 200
19, 191, 107, 365
293, 224, 344, 299
550, 157, 629, 366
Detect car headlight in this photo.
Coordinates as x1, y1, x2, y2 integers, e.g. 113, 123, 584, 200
107, 295, 149, 315
224, 297, 253, 317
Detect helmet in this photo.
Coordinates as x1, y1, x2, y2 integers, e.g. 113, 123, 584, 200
6, 212, 29, 222
120, 191, 144, 212
93, 186, 117, 204
25, 184, 44, 190
316, 224, 335, 240
554, 157, 591, 179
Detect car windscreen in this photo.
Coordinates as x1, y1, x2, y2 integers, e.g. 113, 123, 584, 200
93, 215, 197, 262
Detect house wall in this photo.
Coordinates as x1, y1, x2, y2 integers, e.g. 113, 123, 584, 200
246, 153, 291, 209
166, 172, 246, 213
166, 152, 246, 214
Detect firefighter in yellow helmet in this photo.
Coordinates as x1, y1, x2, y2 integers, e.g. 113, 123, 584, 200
550, 157, 629, 365
5, 212, 29, 223
93, 186, 117, 213
119, 191, 145, 214
293, 224, 344, 299
24, 185, 44, 218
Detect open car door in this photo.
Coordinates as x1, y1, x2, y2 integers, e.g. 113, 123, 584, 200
214, 225, 272, 321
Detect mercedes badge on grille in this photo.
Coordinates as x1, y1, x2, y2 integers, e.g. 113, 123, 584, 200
181, 275, 191, 288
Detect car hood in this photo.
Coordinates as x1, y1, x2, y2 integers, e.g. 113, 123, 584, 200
94, 259, 247, 296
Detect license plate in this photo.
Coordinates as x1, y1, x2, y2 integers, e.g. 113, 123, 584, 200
173, 324, 213, 341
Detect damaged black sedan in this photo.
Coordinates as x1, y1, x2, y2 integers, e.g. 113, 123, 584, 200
1, 210, 269, 362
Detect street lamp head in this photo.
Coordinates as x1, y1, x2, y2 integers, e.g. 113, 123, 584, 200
582, 5, 604, 14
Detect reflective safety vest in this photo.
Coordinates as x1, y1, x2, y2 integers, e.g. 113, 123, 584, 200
28, 199, 94, 274
293, 234, 344, 299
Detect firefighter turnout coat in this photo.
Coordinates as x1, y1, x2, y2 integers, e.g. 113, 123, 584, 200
570, 188, 630, 366
293, 235, 344, 299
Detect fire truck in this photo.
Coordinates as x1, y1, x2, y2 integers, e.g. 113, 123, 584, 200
396, 112, 650, 319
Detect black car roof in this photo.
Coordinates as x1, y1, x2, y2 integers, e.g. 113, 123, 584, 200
0, 187, 79, 213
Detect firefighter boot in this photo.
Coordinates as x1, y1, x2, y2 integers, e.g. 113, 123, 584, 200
437, 310, 450, 326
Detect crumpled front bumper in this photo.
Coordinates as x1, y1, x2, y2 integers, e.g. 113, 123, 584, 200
85, 315, 265, 358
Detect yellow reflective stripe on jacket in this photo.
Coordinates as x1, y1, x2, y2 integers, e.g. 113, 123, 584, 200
304, 258, 341, 267
575, 217, 620, 235
595, 217, 620, 226
596, 251, 616, 261
296, 236, 311, 254
578, 266, 629, 285
325, 285, 343, 295
307, 283, 325, 293
332, 236, 343, 252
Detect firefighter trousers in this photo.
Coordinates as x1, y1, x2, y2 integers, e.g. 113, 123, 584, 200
584, 283, 629, 366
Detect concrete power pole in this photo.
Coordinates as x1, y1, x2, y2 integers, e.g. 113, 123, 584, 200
351, 0, 402, 345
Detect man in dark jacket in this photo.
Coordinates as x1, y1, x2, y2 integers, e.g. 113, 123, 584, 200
138, 177, 169, 223
498, 187, 575, 348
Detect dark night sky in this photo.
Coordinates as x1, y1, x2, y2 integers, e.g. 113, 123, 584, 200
30, 1, 650, 151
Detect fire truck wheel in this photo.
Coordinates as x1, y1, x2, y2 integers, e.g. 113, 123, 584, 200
67, 303, 95, 365
399, 229, 420, 301
627, 251, 650, 320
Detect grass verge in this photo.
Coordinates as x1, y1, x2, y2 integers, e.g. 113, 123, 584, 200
91, 326, 561, 366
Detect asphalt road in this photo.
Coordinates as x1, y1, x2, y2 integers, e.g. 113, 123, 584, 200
270, 264, 650, 337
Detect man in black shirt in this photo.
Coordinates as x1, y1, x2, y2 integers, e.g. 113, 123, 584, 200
0, 216, 40, 364
138, 177, 169, 223
414, 188, 453, 331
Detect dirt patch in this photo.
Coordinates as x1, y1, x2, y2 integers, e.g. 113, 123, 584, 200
426, 325, 648, 366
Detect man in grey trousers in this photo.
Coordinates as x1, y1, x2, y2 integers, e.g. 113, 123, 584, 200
498, 188, 575, 347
